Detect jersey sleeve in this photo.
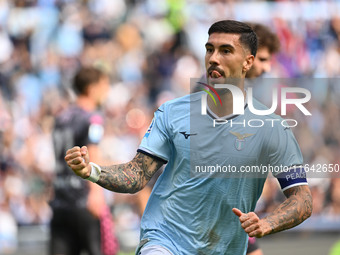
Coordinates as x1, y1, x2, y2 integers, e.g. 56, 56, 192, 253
266, 125, 308, 191
138, 104, 171, 164
86, 113, 104, 145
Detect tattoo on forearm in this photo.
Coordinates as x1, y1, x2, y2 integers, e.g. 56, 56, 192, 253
264, 186, 313, 235
96, 152, 163, 193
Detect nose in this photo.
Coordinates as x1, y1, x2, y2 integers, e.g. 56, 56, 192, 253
208, 51, 220, 66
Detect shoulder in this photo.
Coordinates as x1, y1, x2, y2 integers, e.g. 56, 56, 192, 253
55, 105, 77, 124
244, 98, 299, 146
154, 93, 203, 133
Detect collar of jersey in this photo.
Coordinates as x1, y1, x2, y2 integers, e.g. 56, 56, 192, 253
205, 90, 248, 120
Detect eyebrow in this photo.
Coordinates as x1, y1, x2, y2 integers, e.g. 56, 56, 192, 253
205, 43, 235, 51
259, 57, 270, 61
220, 44, 235, 51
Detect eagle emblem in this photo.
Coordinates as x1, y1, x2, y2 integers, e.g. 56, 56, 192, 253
229, 131, 255, 151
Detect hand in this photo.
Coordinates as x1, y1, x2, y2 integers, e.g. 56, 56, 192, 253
65, 146, 91, 179
232, 208, 269, 238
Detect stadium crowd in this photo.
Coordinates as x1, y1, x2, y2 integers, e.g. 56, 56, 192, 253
0, 0, 340, 253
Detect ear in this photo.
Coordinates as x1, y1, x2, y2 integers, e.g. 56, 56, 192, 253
242, 55, 254, 73
85, 84, 97, 99
85, 85, 93, 96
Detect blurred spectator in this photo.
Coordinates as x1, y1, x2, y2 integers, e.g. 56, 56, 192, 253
0, 197, 17, 254
325, 178, 340, 220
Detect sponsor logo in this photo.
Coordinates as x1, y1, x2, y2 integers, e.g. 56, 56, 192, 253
179, 131, 197, 139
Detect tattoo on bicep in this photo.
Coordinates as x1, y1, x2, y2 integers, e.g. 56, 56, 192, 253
96, 152, 163, 193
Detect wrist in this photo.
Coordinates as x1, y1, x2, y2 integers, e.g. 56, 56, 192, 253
86, 162, 101, 183
260, 218, 275, 236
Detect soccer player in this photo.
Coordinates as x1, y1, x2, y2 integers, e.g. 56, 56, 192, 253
245, 23, 280, 78
50, 66, 117, 255
65, 20, 312, 255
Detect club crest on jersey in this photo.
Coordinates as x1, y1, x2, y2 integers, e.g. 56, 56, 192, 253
229, 131, 255, 151
144, 118, 155, 138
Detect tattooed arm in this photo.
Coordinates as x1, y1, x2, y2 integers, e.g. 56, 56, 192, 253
232, 185, 312, 238
65, 146, 164, 194
259, 185, 313, 235
97, 152, 164, 193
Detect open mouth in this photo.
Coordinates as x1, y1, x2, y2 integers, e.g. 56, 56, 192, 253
210, 70, 222, 78
208, 66, 225, 79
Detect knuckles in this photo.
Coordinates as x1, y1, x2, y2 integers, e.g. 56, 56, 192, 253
248, 212, 256, 217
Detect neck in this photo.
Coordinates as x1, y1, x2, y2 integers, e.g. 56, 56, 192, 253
331, 202, 340, 214
77, 96, 97, 112
207, 81, 246, 118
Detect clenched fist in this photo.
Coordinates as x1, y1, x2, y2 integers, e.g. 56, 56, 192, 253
65, 146, 91, 179
232, 208, 270, 238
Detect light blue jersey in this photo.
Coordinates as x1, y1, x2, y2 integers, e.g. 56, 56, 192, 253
137, 91, 307, 255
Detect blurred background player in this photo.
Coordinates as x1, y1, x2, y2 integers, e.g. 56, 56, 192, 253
50, 66, 118, 255
246, 23, 280, 78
